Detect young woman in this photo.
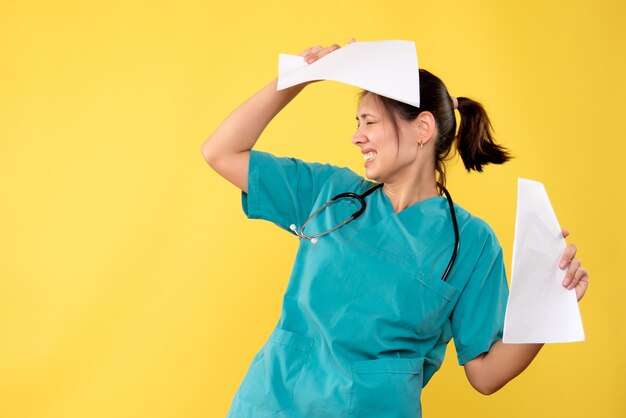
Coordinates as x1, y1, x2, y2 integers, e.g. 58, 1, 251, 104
202, 42, 589, 418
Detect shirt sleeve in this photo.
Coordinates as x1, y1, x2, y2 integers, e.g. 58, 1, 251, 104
241, 150, 343, 232
451, 233, 509, 365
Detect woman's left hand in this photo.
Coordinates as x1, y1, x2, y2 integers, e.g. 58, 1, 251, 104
559, 230, 589, 302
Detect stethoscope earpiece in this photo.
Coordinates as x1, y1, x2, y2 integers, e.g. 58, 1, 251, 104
291, 223, 319, 244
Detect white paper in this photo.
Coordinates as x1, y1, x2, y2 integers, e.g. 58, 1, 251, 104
277, 40, 420, 107
503, 178, 585, 343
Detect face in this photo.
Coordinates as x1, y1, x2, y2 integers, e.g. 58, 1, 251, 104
352, 93, 420, 183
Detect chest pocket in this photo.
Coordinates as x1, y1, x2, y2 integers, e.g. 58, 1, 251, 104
345, 219, 460, 338
402, 270, 459, 336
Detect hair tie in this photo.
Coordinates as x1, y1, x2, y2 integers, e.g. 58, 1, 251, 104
451, 96, 458, 110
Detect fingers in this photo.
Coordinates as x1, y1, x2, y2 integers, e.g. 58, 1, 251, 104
558, 234, 589, 302
316, 44, 340, 61
561, 257, 589, 301
559, 243, 577, 269
574, 268, 589, 302
562, 257, 581, 289
303, 44, 340, 64
300, 39, 355, 64
299, 45, 323, 57
573, 265, 588, 288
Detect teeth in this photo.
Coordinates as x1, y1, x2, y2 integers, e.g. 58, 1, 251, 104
363, 152, 377, 161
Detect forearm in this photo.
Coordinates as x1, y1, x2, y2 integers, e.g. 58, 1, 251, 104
463, 340, 543, 395
200, 43, 346, 192
201, 79, 305, 163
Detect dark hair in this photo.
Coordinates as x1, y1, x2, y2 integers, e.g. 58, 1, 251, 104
358, 69, 511, 189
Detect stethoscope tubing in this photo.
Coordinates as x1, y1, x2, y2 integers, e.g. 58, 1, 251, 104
440, 185, 460, 282
291, 182, 459, 281
293, 183, 384, 241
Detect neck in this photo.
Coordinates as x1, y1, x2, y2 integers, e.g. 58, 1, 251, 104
382, 175, 439, 213
378, 148, 439, 213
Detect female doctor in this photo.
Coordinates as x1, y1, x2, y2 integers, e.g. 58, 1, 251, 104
201, 42, 589, 418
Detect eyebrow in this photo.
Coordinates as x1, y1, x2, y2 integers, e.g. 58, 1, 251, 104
355, 113, 376, 119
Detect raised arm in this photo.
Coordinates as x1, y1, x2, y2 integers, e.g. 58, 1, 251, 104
201, 44, 345, 193
200, 79, 305, 193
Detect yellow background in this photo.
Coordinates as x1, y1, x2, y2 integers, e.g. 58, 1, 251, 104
1, 0, 624, 417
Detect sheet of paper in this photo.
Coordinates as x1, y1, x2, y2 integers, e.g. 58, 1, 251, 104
277, 40, 420, 107
503, 178, 585, 343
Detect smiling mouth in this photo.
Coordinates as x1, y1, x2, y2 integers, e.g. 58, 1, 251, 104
363, 152, 377, 162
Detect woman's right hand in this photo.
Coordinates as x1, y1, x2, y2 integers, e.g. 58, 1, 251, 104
300, 39, 356, 65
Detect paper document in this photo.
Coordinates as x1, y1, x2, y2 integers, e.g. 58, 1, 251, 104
503, 178, 585, 343
277, 40, 420, 107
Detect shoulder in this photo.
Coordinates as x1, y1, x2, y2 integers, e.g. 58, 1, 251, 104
329, 166, 370, 191
250, 149, 368, 192
454, 203, 502, 259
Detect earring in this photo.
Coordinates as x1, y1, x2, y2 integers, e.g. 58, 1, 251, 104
419, 141, 423, 149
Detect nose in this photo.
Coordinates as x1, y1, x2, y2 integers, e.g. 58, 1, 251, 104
352, 127, 367, 146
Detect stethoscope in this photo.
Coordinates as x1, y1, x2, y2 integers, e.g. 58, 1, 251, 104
290, 183, 460, 282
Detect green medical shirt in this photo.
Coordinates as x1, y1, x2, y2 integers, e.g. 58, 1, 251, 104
227, 151, 508, 418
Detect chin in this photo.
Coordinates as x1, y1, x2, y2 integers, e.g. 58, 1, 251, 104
365, 169, 382, 182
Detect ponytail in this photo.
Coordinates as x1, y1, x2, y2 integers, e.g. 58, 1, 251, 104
357, 69, 511, 189
456, 97, 511, 172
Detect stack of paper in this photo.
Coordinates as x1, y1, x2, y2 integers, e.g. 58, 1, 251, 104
503, 178, 585, 343
277, 40, 420, 107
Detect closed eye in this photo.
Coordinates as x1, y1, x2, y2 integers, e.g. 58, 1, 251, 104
356, 119, 376, 128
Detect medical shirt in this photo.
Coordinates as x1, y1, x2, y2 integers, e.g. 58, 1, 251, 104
226, 151, 509, 418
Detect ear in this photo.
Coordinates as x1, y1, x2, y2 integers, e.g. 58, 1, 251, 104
415, 111, 436, 145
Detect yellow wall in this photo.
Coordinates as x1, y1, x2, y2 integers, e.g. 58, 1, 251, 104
1, 0, 624, 417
